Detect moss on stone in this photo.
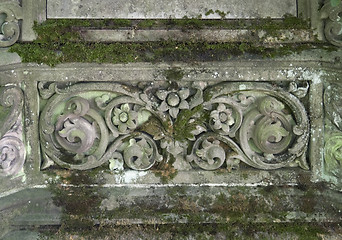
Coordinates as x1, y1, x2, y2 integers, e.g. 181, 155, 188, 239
10, 39, 329, 66
164, 67, 184, 81
34, 14, 308, 31
9, 18, 336, 67
153, 155, 178, 183
38, 222, 335, 239
173, 104, 209, 141
47, 170, 106, 235
38, 183, 341, 238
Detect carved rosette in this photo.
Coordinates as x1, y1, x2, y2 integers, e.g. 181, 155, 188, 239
0, 86, 25, 177
39, 81, 309, 172
0, 1, 23, 47
320, 1, 342, 47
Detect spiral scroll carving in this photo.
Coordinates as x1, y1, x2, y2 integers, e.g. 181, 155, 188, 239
108, 133, 163, 171
39, 81, 309, 172
0, 129, 25, 177
0, 2, 22, 47
321, 1, 342, 47
0, 86, 25, 176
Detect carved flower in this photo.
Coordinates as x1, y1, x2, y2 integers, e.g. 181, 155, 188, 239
112, 103, 138, 132
210, 103, 235, 134
156, 88, 190, 118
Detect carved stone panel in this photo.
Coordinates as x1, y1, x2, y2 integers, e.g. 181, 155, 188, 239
39, 81, 309, 172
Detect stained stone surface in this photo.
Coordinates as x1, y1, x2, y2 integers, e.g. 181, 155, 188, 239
0, 49, 21, 66
47, 0, 297, 19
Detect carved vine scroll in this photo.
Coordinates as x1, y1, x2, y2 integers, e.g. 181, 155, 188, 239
39, 81, 309, 171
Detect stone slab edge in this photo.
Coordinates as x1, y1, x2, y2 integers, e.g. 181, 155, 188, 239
47, 0, 297, 19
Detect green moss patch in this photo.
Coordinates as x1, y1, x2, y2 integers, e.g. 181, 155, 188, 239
9, 18, 337, 66
11, 40, 335, 67
173, 105, 209, 141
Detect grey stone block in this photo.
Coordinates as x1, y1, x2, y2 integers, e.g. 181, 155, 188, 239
47, 0, 297, 19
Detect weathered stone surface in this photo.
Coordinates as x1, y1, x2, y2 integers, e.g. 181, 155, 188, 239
1, 183, 341, 238
0, 0, 342, 237
80, 29, 315, 44
0, 48, 21, 66
47, 0, 297, 19
0, 44, 341, 236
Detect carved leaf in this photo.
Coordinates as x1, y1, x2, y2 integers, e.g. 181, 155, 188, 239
324, 84, 342, 131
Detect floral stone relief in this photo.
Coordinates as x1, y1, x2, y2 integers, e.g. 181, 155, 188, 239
39, 81, 309, 172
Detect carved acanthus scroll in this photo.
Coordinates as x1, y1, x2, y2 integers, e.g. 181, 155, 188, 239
320, 1, 342, 47
0, 86, 25, 177
39, 81, 309, 172
0, 1, 22, 47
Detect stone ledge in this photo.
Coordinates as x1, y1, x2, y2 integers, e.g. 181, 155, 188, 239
0, 184, 341, 238
46, 0, 297, 19
0, 57, 341, 83
79, 29, 315, 44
